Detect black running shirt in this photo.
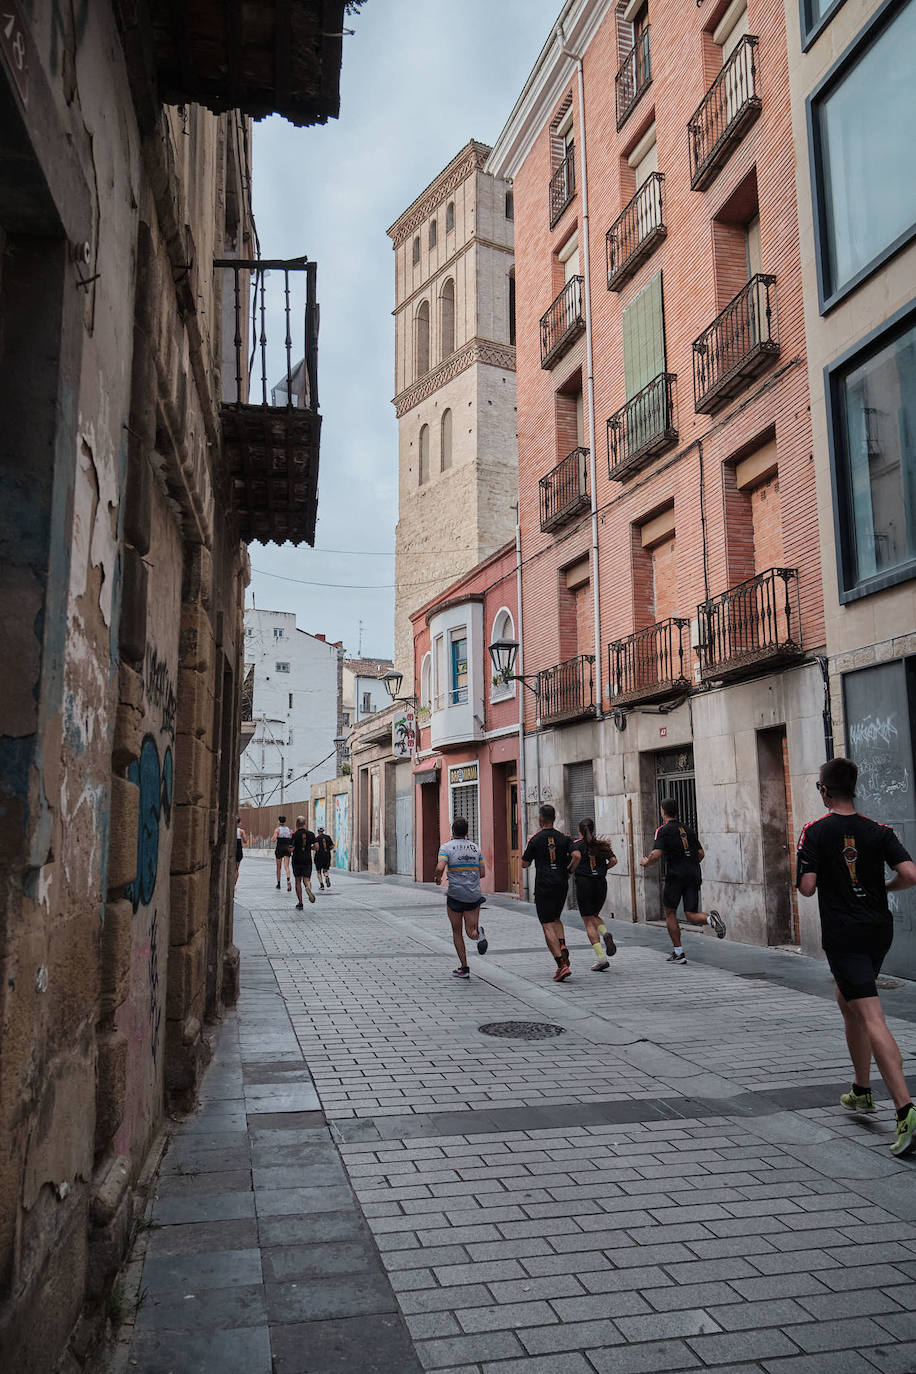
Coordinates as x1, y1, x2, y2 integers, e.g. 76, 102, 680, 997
654, 819, 702, 879
571, 839, 610, 882
315, 833, 335, 860
522, 828, 572, 886
796, 812, 910, 940
292, 827, 316, 858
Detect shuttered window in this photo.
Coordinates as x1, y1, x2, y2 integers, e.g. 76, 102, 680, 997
566, 761, 595, 830
622, 271, 666, 400
451, 784, 479, 844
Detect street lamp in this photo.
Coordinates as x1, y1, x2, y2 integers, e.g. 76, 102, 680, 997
488, 638, 540, 698
383, 668, 418, 707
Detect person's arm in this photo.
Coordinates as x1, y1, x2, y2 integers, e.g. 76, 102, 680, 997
241, 828, 248, 845
640, 848, 662, 869
798, 871, 817, 897
697, 846, 705, 863
478, 859, 486, 878
521, 835, 536, 871
888, 859, 916, 893
796, 821, 818, 896
608, 849, 618, 868
270, 827, 278, 842
568, 846, 582, 874
435, 849, 448, 886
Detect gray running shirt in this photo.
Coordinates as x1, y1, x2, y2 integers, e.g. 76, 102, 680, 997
438, 838, 483, 903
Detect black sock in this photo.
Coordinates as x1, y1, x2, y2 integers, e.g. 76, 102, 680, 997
554, 953, 565, 967
853, 1083, 870, 1096
896, 1102, 914, 1122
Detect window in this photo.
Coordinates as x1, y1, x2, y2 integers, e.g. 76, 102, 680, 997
508, 270, 516, 346
276, 662, 290, 673
559, 230, 580, 284
801, 0, 849, 50
446, 201, 455, 233
809, 0, 916, 310
440, 278, 455, 357
827, 304, 916, 601
440, 408, 453, 471
490, 609, 516, 699
245, 627, 253, 637
362, 690, 372, 713
450, 632, 468, 704
451, 782, 479, 844
420, 652, 432, 709
622, 271, 666, 401
434, 633, 445, 708
419, 424, 430, 485
288, 693, 294, 709
416, 300, 430, 376
412, 235, 420, 266
342, 711, 350, 726
429, 219, 437, 250
505, 189, 514, 220
629, 123, 658, 190
273, 627, 284, 639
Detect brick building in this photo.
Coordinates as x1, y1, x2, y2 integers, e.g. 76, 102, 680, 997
411, 542, 521, 892
488, 0, 826, 949
785, 0, 916, 976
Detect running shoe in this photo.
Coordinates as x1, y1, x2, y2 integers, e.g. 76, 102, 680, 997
295, 902, 304, 911
287, 880, 292, 891
603, 931, 617, 957
666, 951, 687, 964
276, 881, 281, 890
840, 1086, 876, 1113
591, 958, 610, 972
890, 1105, 916, 1157
708, 910, 726, 939
452, 967, 470, 979
476, 925, 488, 956
307, 888, 316, 904
553, 962, 571, 982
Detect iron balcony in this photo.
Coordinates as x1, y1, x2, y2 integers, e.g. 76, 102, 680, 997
539, 447, 590, 533
549, 149, 576, 228
538, 654, 596, 725
540, 276, 586, 369
689, 35, 761, 191
607, 617, 691, 706
693, 273, 778, 414
606, 173, 666, 292
616, 27, 652, 130
607, 373, 677, 482
697, 567, 802, 682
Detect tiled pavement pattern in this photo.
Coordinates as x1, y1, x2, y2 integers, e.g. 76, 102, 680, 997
122, 859, 916, 1374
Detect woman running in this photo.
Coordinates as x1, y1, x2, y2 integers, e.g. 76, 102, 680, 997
568, 818, 618, 971
271, 815, 293, 891
235, 817, 247, 887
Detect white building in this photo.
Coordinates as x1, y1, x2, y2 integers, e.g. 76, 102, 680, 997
240, 609, 343, 807
342, 657, 394, 730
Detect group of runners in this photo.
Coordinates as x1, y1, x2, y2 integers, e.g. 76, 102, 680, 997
266, 816, 337, 908
435, 758, 916, 1157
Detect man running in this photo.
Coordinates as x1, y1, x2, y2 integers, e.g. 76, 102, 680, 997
522, 804, 574, 982
796, 756, 916, 1156
291, 815, 317, 908
271, 815, 293, 891
569, 818, 618, 971
641, 797, 726, 962
436, 816, 488, 979
314, 826, 335, 889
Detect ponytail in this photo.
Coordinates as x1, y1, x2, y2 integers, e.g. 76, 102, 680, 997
578, 818, 614, 863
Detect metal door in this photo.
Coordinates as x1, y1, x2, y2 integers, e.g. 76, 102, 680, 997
451, 783, 479, 844
395, 761, 413, 876
566, 761, 595, 831
654, 747, 697, 919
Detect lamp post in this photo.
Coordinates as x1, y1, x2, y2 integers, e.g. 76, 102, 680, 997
488, 639, 540, 700
382, 668, 418, 708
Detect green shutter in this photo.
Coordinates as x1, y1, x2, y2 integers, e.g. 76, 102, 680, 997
622, 272, 666, 399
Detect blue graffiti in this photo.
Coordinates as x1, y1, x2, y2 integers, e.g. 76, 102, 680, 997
126, 734, 173, 912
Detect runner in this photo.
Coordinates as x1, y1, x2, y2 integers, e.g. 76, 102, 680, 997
314, 826, 335, 889
796, 756, 916, 1156
291, 815, 317, 909
521, 803, 574, 982
569, 818, 618, 971
640, 797, 726, 962
271, 815, 294, 891
235, 817, 248, 887
435, 816, 488, 979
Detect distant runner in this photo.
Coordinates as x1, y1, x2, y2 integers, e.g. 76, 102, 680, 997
291, 815, 317, 908
522, 803, 574, 982
641, 797, 726, 962
797, 756, 916, 1157
436, 816, 488, 979
569, 818, 618, 971
271, 815, 293, 891
235, 817, 248, 887
314, 826, 335, 889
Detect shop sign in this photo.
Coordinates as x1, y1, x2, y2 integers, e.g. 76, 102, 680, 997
448, 762, 479, 785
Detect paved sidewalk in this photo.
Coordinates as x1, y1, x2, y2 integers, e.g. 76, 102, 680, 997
124, 858, 916, 1374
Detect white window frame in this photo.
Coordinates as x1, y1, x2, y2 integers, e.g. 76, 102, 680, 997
275, 662, 290, 673
489, 608, 517, 702
420, 651, 432, 710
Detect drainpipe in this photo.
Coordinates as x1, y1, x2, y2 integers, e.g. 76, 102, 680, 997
558, 23, 603, 719
515, 521, 531, 899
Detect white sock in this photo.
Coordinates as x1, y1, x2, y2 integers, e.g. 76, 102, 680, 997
705, 916, 712, 925
674, 946, 684, 955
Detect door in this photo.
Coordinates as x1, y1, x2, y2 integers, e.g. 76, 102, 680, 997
654, 747, 697, 920
395, 760, 413, 876
507, 780, 520, 894
757, 727, 795, 945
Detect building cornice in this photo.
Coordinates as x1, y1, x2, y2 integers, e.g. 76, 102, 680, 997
393, 337, 516, 417
388, 141, 492, 247
486, 0, 613, 181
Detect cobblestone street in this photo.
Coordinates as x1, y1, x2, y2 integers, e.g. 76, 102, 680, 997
123, 857, 916, 1374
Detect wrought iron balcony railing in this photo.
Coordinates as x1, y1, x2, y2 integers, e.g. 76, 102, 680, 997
616, 27, 652, 129
540, 447, 590, 533
697, 567, 802, 682
689, 35, 761, 191
540, 276, 586, 369
538, 654, 596, 724
606, 173, 666, 291
549, 149, 576, 228
607, 373, 677, 482
693, 273, 778, 414
607, 618, 690, 706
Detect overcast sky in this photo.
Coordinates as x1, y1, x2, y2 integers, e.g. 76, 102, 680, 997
247, 0, 561, 660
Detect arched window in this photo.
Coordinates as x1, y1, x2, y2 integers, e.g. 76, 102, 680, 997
440, 409, 453, 472
490, 607, 516, 699
446, 201, 455, 233
429, 219, 437, 249
419, 424, 430, 485
420, 652, 432, 710
416, 300, 430, 376
440, 278, 455, 358
412, 235, 420, 265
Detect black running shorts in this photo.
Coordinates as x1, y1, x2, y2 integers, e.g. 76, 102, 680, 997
314, 857, 330, 871
534, 882, 568, 925
292, 856, 312, 879
575, 877, 607, 920
825, 923, 893, 1002
446, 895, 481, 914
663, 873, 701, 913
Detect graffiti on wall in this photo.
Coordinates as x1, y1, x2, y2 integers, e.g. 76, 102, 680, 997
125, 734, 174, 912
314, 798, 326, 833
334, 791, 349, 869
144, 645, 177, 739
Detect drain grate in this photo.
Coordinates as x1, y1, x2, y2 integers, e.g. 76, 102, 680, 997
478, 1021, 566, 1040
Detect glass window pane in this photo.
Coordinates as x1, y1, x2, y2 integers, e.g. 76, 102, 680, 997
817, 0, 916, 295
838, 320, 916, 588
451, 635, 468, 703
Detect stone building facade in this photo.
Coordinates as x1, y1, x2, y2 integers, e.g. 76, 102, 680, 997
0, 4, 342, 1368
389, 141, 519, 678
784, 0, 916, 975
488, 0, 826, 951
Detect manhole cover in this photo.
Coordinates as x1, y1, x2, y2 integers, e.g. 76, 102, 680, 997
478, 1021, 566, 1040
